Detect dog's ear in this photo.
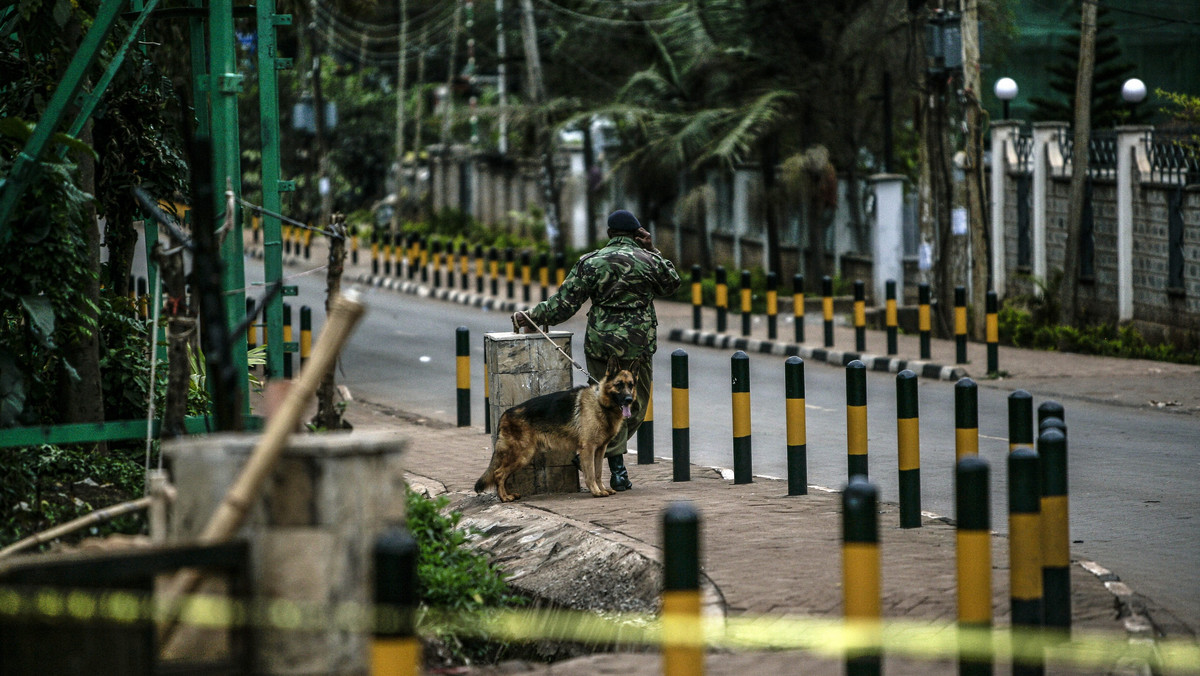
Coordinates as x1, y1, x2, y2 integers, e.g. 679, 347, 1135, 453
606, 356, 620, 379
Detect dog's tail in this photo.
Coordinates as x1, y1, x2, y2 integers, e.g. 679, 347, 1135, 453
474, 453, 498, 493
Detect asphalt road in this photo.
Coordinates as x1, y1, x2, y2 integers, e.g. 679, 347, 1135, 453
274, 270, 1199, 635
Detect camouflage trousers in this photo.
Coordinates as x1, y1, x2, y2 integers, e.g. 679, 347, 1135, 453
585, 354, 653, 458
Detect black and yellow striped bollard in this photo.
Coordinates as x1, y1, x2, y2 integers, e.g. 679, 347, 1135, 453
955, 285, 968, 364
955, 377, 979, 460
456, 327, 470, 427
671, 349, 690, 482
956, 456, 992, 676
383, 231, 392, 276
1008, 389, 1033, 451
793, 273, 805, 344
372, 528, 420, 676
740, 269, 752, 337
637, 381, 654, 465
246, 298, 258, 351
475, 244, 485, 294
846, 360, 868, 480
885, 279, 898, 356
1038, 426, 1070, 636
895, 369, 921, 528
419, 237, 430, 284
408, 234, 419, 280
303, 227, 312, 259
433, 239, 444, 289
483, 344, 491, 434
555, 252, 565, 287
662, 502, 703, 676
489, 247, 499, 296
284, 225, 292, 255
138, 276, 149, 319
396, 233, 407, 278
691, 265, 703, 331
918, 282, 932, 359
458, 242, 469, 290
766, 271, 778, 340
538, 252, 549, 301
370, 231, 379, 276
283, 302, 294, 379
521, 250, 532, 303
731, 351, 752, 484
300, 305, 313, 369
785, 356, 807, 496
843, 477, 881, 676
1008, 446, 1044, 676
445, 241, 456, 287
350, 226, 359, 266
986, 289, 999, 375
853, 279, 866, 352
822, 275, 835, 348
715, 266, 728, 333
504, 247, 515, 300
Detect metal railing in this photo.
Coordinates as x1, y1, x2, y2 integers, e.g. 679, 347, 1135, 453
1053, 128, 1118, 180
1144, 127, 1200, 185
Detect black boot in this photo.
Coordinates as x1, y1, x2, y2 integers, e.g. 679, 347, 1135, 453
608, 454, 632, 491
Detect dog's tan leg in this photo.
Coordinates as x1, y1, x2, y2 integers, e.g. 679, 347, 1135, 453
595, 446, 615, 496
495, 469, 518, 502
579, 445, 604, 496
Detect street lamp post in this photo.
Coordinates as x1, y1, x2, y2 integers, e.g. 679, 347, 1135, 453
994, 77, 1018, 120
1122, 78, 1147, 121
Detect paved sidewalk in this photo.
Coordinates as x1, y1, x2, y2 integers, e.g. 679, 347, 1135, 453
253, 235, 1199, 673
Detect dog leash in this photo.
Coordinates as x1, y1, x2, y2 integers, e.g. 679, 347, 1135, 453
511, 310, 598, 385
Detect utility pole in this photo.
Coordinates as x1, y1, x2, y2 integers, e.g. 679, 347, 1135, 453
439, 1, 461, 211
496, 0, 507, 155
391, 0, 407, 234
1061, 0, 1096, 327
961, 0, 989, 338
519, 0, 561, 250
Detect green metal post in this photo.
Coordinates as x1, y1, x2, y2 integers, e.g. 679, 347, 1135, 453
257, 0, 290, 381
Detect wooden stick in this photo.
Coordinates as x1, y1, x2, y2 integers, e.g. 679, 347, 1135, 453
0, 497, 153, 559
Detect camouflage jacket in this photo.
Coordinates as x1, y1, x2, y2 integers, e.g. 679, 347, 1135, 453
527, 236, 681, 362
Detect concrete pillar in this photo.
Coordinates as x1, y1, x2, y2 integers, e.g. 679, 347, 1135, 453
1031, 122, 1068, 294
870, 174, 906, 306
1116, 126, 1152, 322
164, 432, 408, 674
484, 331, 578, 495
990, 121, 1021, 299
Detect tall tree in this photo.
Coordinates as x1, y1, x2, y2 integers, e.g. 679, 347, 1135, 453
1060, 0, 1096, 326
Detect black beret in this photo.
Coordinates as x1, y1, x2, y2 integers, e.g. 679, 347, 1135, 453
607, 210, 641, 232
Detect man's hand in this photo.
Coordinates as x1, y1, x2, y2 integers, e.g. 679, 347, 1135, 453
512, 311, 538, 333
633, 227, 654, 250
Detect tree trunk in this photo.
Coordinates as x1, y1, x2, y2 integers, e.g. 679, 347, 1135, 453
962, 0, 990, 339
153, 240, 192, 438
1061, 0, 1097, 327
61, 120, 105, 429
313, 215, 349, 430
519, 0, 562, 252
761, 137, 782, 277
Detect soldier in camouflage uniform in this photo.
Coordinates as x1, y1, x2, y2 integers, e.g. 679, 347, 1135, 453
513, 209, 680, 491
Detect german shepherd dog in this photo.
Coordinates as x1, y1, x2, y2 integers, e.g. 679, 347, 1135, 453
475, 358, 636, 502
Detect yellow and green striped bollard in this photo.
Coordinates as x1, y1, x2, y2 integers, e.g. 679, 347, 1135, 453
459, 242, 470, 290
1008, 389, 1033, 451
489, 246, 499, 297
521, 250, 532, 303
504, 247, 515, 300
283, 302, 294, 379
785, 356, 807, 496
845, 360, 868, 480
956, 456, 992, 676
843, 477, 881, 676
661, 502, 703, 676
895, 369, 921, 528
671, 349, 690, 482
730, 351, 752, 484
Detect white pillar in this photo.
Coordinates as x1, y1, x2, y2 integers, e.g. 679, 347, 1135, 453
1116, 125, 1152, 322
990, 121, 1020, 298
1030, 122, 1067, 293
870, 174, 906, 306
